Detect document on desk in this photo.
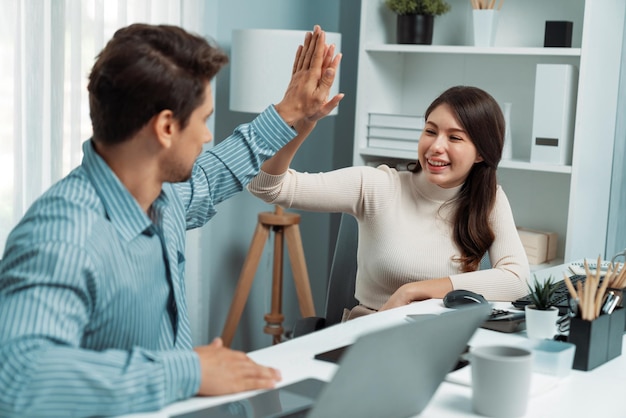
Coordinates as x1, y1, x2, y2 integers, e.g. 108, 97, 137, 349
445, 365, 560, 397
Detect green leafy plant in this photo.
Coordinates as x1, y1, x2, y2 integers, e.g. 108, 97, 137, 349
384, 0, 451, 16
526, 275, 557, 310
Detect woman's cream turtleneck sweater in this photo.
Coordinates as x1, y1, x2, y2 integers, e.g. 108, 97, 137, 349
248, 165, 530, 310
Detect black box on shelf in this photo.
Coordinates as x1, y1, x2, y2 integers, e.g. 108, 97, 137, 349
544, 21, 573, 47
568, 307, 624, 371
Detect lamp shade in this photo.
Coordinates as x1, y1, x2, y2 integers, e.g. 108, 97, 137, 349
229, 29, 341, 115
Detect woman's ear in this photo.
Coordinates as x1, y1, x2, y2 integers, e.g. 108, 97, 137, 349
153, 109, 176, 148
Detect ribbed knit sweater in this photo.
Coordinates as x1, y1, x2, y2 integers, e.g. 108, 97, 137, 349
248, 165, 530, 310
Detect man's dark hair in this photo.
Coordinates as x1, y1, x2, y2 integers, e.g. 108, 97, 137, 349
88, 23, 228, 144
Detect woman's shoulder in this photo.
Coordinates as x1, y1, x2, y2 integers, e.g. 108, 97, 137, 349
492, 184, 514, 214
373, 163, 401, 172
372, 163, 403, 178
495, 184, 510, 200
362, 164, 408, 187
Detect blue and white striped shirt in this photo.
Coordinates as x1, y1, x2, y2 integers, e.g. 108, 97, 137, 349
0, 106, 295, 417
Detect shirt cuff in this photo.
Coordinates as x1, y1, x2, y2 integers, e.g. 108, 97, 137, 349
160, 349, 201, 404
251, 105, 297, 151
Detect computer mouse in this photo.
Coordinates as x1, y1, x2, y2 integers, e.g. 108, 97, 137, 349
443, 289, 488, 308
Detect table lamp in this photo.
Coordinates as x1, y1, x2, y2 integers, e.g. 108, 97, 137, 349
229, 28, 341, 115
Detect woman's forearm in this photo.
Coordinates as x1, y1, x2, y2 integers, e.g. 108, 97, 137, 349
261, 120, 315, 175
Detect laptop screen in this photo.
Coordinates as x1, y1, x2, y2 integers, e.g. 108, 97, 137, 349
173, 304, 490, 418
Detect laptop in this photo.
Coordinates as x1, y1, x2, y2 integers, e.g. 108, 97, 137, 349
174, 304, 490, 418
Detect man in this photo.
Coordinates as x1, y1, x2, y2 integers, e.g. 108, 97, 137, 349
0, 23, 342, 417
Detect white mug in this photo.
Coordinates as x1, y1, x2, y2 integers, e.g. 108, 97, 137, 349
471, 345, 533, 417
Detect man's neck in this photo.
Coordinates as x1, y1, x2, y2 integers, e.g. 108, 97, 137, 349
92, 138, 162, 213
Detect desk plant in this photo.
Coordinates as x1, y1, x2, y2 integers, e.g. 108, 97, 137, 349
525, 275, 559, 339
384, 0, 451, 44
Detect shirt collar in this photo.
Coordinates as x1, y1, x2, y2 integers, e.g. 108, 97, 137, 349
81, 139, 153, 241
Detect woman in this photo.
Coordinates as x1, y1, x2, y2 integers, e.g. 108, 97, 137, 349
248, 86, 529, 317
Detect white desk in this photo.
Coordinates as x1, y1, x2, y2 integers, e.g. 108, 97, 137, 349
121, 265, 626, 418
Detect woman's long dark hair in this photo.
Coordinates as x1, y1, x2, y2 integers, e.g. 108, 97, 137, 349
410, 86, 505, 271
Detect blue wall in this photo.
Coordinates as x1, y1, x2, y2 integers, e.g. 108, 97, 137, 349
196, 0, 359, 351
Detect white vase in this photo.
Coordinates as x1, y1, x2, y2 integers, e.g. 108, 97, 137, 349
525, 305, 559, 340
473, 9, 499, 47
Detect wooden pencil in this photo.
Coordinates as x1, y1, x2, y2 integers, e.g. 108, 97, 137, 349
614, 262, 626, 288
588, 279, 596, 320
563, 273, 578, 301
584, 259, 592, 279
595, 265, 612, 318
582, 257, 598, 320
595, 255, 603, 283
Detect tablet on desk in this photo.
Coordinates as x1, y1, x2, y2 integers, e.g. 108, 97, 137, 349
172, 378, 325, 418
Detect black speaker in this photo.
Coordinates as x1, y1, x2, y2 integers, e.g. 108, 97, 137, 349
544, 21, 573, 47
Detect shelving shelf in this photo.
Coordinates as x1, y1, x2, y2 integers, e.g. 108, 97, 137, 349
498, 159, 572, 174
354, 0, 625, 262
359, 148, 573, 174
365, 44, 582, 57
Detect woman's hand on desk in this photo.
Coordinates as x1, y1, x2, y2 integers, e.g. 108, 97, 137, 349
379, 278, 453, 311
194, 337, 282, 396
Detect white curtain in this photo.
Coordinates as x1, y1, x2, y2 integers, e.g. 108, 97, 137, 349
0, 0, 211, 253
0, 0, 211, 343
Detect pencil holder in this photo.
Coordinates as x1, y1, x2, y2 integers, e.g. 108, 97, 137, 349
607, 306, 626, 359
568, 307, 625, 371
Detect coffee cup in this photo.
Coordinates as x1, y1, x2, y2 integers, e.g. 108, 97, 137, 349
471, 345, 533, 417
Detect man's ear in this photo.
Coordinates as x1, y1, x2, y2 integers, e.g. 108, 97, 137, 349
153, 109, 177, 148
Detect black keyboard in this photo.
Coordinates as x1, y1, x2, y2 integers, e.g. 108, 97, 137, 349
512, 274, 588, 315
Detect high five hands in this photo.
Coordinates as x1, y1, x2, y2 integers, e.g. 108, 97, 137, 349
275, 25, 344, 131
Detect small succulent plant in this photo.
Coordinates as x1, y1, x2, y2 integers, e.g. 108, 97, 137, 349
384, 0, 451, 16
526, 275, 557, 310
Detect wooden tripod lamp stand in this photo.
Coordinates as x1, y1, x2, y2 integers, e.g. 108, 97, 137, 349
225, 28, 341, 347
221, 205, 316, 346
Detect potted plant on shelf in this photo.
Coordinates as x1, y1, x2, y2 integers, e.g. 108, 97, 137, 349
524, 275, 560, 339
384, 0, 451, 45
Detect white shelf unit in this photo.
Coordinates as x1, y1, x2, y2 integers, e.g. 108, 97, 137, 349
353, 0, 625, 263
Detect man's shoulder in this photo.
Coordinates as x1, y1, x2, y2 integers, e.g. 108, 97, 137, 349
14, 168, 105, 243
39, 168, 102, 214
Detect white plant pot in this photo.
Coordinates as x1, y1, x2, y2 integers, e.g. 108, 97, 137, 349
525, 306, 559, 340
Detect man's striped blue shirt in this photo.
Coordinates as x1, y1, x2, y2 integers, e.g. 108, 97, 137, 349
0, 106, 295, 417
